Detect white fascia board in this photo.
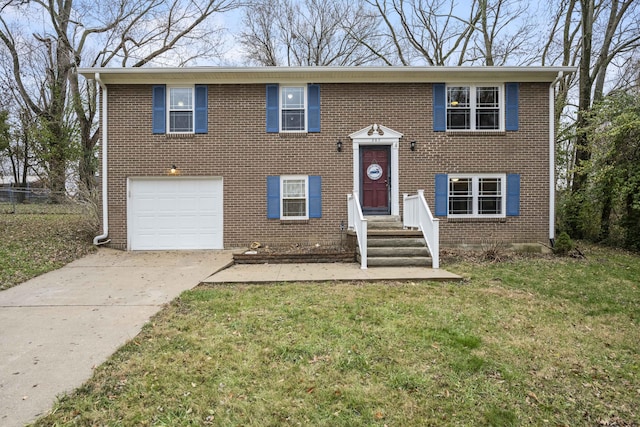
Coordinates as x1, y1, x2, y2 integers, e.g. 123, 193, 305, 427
78, 66, 577, 85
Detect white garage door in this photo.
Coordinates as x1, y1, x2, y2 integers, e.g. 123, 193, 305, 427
128, 178, 223, 250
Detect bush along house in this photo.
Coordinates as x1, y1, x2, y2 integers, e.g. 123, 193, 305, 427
79, 66, 574, 269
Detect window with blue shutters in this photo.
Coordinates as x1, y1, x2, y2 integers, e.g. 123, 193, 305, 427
433, 83, 519, 132
266, 84, 321, 133
152, 84, 208, 134
434, 173, 520, 218
267, 175, 322, 220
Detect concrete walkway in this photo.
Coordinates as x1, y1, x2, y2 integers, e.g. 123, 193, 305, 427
204, 262, 462, 284
0, 249, 460, 426
0, 249, 234, 427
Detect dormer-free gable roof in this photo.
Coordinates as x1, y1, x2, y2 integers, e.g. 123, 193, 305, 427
78, 66, 575, 85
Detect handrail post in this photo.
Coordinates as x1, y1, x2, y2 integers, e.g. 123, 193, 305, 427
347, 192, 368, 269
403, 189, 440, 269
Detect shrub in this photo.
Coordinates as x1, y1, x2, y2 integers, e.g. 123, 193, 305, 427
553, 232, 574, 256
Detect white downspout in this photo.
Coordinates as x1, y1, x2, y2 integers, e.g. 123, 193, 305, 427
549, 71, 563, 246
93, 73, 110, 245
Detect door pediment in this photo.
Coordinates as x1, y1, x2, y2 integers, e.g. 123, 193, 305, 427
349, 124, 403, 143
350, 124, 401, 216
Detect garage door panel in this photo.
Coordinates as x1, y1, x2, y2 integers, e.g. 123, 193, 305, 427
129, 178, 223, 250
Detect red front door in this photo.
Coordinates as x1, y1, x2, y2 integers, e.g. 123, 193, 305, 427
361, 146, 390, 215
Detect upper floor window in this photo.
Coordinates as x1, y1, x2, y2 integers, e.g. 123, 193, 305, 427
447, 85, 502, 131
168, 87, 194, 133
152, 84, 207, 135
281, 87, 306, 132
266, 84, 320, 133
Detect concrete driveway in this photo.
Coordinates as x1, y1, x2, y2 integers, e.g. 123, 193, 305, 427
0, 248, 233, 427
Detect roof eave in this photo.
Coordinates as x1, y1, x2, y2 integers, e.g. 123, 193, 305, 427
79, 66, 576, 85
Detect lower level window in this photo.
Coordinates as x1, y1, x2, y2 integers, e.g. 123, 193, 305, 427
281, 176, 308, 219
448, 174, 505, 217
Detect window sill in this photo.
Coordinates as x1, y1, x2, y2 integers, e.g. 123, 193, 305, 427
165, 133, 195, 139
280, 219, 310, 225
446, 217, 507, 223
278, 132, 308, 138
445, 130, 506, 136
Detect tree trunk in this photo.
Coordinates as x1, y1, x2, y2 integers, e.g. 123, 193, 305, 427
599, 189, 612, 242
624, 191, 640, 250
572, 0, 594, 194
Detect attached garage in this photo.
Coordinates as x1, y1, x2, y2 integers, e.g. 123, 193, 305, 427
128, 178, 223, 250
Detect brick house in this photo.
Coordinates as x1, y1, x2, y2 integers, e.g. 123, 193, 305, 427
79, 66, 573, 266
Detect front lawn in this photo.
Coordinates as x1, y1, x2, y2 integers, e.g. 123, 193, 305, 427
0, 211, 95, 290
35, 246, 639, 426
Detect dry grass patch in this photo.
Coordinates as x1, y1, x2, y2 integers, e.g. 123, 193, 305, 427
0, 212, 95, 290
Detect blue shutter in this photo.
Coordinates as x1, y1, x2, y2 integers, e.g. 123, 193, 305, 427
307, 84, 320, 133
266, 84, 279, 133
152, 85, 166, 134
506, 174, 521, 216
505, 83, 519, 131
267, 176, 280, 219
309, 175, 322, 218
194, 84, 208, 134
435, 174, 448, 216
433, 83, 446, 132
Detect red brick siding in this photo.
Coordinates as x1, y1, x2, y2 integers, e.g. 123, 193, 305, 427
101, 82, 550, 249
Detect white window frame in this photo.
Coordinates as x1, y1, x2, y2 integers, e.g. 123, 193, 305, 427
448, 174, 506, 218
280, 86, 307, 133
446, 84, 504, 131
167, 85, 195, 134
280, 175, 309, 220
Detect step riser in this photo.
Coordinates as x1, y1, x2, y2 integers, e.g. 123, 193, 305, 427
366, 248, 430, 257
367, 222, 405, 230
357, 255, 433, 267
364, 216, 403, 230
357, 222, 432, 267
368, 238, 426, 247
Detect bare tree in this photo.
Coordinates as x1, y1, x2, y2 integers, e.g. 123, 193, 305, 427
471, 0, 539, 65
0, 0, 239, 193
365, 0, 480, 65
568, 0, 640, 192
363, 0, 537, 66
0, 62, 40, 196
240, 0, 386, 66
538, 0, 640, 237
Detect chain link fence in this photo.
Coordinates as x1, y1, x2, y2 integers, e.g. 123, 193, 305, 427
0, 187, 91, 215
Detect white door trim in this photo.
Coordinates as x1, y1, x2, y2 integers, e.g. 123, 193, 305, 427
349, 124, 402, 216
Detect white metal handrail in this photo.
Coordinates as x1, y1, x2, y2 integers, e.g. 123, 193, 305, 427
403, 190, 440, 269
347, 192, 368, 269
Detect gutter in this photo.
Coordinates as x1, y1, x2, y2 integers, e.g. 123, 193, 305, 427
77, 66, 578, 86
548, 71, 564, 247
93, 73, 110, 245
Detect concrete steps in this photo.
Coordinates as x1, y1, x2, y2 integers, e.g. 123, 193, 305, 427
355, 216, 432, 267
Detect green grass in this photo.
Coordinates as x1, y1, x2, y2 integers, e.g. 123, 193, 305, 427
33, 245, 640, 426
0, 212, 95, 290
